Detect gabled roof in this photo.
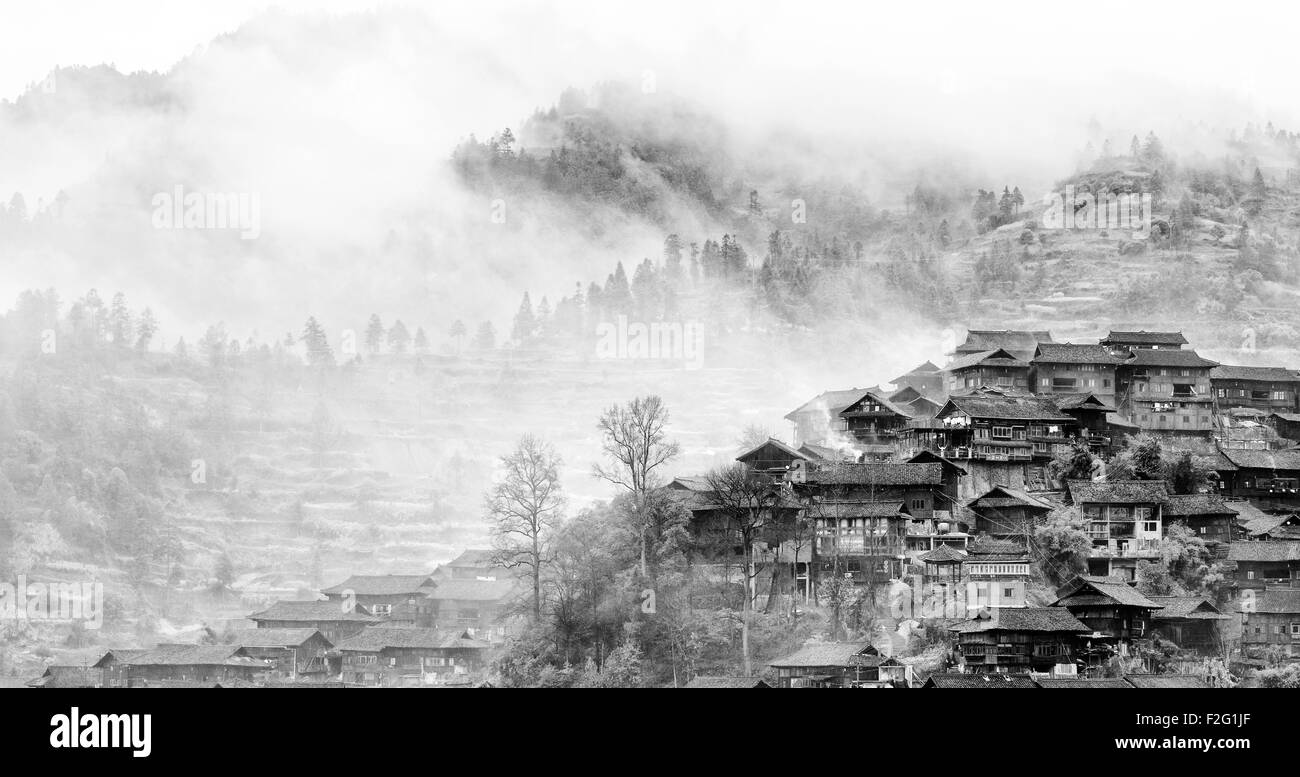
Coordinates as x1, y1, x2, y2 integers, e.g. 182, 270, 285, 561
1148, 597, 1229, 620
320, 575, 436, 596
225, 628, 331, 649
967, 485, 1057, 511
1051, 392, 1118, 413
1053, 577, 1161, 610
1066, 479, 1168, 504
1124, 348, 1218, 368
684, 676, 772, 689
920, 544, 966, 563
1227, 542, 1300, 563
1234, 505, 1300, 537
784, 387, 881, 421
967, 536, 1032, 559
839, 390, 914, 419
769, 641, 876, 668
1210, 365, 1300, 383
1101, 330, 1188, 346
1162, 494, 1234, 518
96, 644, 270, 668
955, 329, 1053, 358
246, 600, 384, 623
906, 450, 968, 475
923, 673, 1037, 688
797, 442, 854, 462
939, 395, 1073, 422
332, 627, 490, 652
1271, 412, 1300, 423
1220, 448, 1300, 472
944, 348, 1029, 372
809, 500, 905, 518
737, 437, 809, 466
446, 549, 496, 568
1240, 588, 1300, 614
1032, 343, 1131, 365
1123, 675, 1210, 689
26, 666, 101, 688
804, 462, 943, 486
949, 607, 1090, 634
891, 361, 942, 383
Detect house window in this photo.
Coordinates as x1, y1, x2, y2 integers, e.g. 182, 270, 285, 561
911, 499, 925, 509
1003, 587, 1014, 599
1142, 521, 1158, 533
370, 604, 392, 616
1290, 624, 1300, 637
992, 426, 1012, 439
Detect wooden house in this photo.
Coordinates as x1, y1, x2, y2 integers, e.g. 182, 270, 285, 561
1239, 588, 1300, 660
246, 599, 383, 643
333, 627, 491, 686
26, 666, 102, 688
223, 628, 334, 679
683, 676, 772, 688
1216, 449, 1300, 510
943, 348, 1033, 394
953, 329, 1053, 362
948, 607, 1089, 674
964, 537, 1032, 608
320, 574, 437, 624
890, 361, 944, 399
1228, 541, 1300, 589
931, 394, 1077, 492
1030, 343, 1130, 404
1162, 493, 1236, 547
784, 387, 881, 447
1051, 577, 1162, 658
1066, 480, 1167, 580
1210, 365, 1300, 414
1147, 596, 1229, 655
427, 577, 518, 643
767, 641, 881, 688
1114, 348, 1217, 434
965, 485, 1055, 539
1231, 503, 1300, 541
1269, 412, 1300, 443
736, 437, 811, 476
921, 672, 1037, 688
93, 644, 273, 687
837, 390, 914, 446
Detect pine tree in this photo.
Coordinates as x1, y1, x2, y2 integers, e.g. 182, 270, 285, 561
109, 292, 132, 347
364, 314, 385, 355
387, 319, 411, 355
301, 317, 333, 367
512, 292, 536, 343
413, 327, 429, 354
449, 319, 467, 353
135, 308, 158, 352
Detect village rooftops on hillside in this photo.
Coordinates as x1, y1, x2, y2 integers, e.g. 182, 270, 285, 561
948, 607, 1091, 634
1052, 576, 1162, 610
224, 628, 331, 649
890, 361, 941, 384
783, 387, 882, 421
954, 329, 1053, 360
426, 578, 517, 602
1161, 493, 1234, 518
1219, 448, 1300, 471
94, 644, 271, 669
1227, 542, 1300, 563
1123, 348, 1219, 369
921, 673, 1038, 688
683, 676, 772, 688
1148, 596, 1229, 620
943, 348, 1029, 373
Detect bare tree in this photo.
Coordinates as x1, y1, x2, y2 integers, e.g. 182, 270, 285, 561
593, 396, 680, 578
486, 435, 565, 622
703, 462, 787, 676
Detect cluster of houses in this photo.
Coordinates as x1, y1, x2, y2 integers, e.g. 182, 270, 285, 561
673, 328, 1300, 686
27, 550, 519, 688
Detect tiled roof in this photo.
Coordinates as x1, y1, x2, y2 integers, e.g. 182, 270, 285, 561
683, 676, 771, 688
1148, 597, 1229, 620
968, 486, 1057, 511
797, 443, 853, 462
768, 641, 875, 668
1162, 494, 1234, 517
1241, 588, 1300, 614
1227, 541, 1300, 562
1124, 675, 1211, 688
949, 607, 1090, 634
1066, 480, 1168, 504
1101, 330, 1188, 346
1125, 348, 1218, 368
1272, 412, 1300, 423
1032, 343, 1131, 365
944, 348, 1028, 372
784, 388, 881, 420
225, 628, 329, 649
446, 549, 496, 568
1035, 678, 1133, 688
737, 438, 809, 465
1051, 392, 1118, 412
1220, 448, 1300, 471
891, 361, 942, 383
102, 644, 270, 668
319, 575, 436, 596
246, 600, 383, 623
332, 627, 490, 652
26, 666, 101, 688
839, 391, 914, 419
967, 536, 1032, 559
805, 462, 943, 486
956, 329, 1053, 356
920, 544, 966, 563
428, 578, 517, 602
923, 673, 1037, 688
941, 395, 1073, 422
1054, 577, 1161, 610
809, 500, 905, 518
1210, 365, 1300, 382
